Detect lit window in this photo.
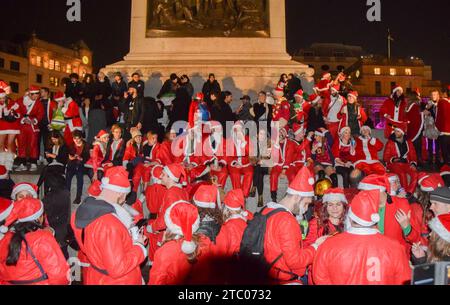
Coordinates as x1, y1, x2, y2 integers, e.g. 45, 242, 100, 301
55, 61, 60, 71
405, 68, 412, 76
49, 77, 59, 87
390, 68, 397, 76
36, 56, 42, 67
374, 68, 381, 75
49, 59, 55, 70
67, 64, 72, 74
30, 56, 36, 66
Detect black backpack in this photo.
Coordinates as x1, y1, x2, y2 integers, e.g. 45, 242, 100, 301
238, 207, 288, 280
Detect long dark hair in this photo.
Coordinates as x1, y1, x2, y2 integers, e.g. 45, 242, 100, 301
198, 207, 223, 227
6, 221, 43, 266
47, 131, 65, 150
317, 201, 348, 235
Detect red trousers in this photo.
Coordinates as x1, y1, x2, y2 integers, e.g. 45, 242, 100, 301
144, 222, 163, 263
17, 125, 39, 159
326, 122, 340, 142
285, 164, 303, 183
270, 166, 294, 192
228, 165, 254, 198
356, 162, 386, 176
63, 128, 74, 149
387, 163, 418, 194
210, 167, 229, 188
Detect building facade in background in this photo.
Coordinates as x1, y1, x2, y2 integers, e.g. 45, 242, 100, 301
0, 33, 93, 99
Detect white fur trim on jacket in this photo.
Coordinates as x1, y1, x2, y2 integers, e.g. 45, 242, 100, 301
429, 217, 450, 243
0, 203, 13, 222
358, 182, 386, 192
18, 201, 44, 223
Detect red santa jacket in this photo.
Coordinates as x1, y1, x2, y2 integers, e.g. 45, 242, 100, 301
262, 203, 316, 284
406, 102, 424, 142
272, 99, 291, 123
304, 218, 339, 247
435, 98, 450, 135
354, 136, 384, 166
0, 98, 23, 133
212, 215, 247, 258
122, 142, 143, 166
85, 141, 107, 173
332, 139, 356, 164
289, 138, 312, 168
148, 239, 193, 285
323, 95, 346, 122
143, 141, 162, 165
157, 140, 177, 166
145, 183, 166, 215
70, 211, 146, 285
338, 103, 368, 132
272, 138, 296, 169
225, 135, 253, 169
62, 98, 83, 132
383, 137, 418, 166
312, 228, 411, 285
410, 202, 429, 246
293, 101, 312, 130
19, 97, 44, 133
202, 134, 227, 167
0, 230, 70, 285
380, 98, 407, 138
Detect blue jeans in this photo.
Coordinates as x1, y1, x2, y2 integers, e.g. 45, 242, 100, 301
66, 163, 86, 199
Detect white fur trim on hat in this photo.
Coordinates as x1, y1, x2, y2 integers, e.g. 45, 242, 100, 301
440, 171, 450, 177
194, 199, 215, 209
11, 184, 38, 200
0, 225, 8, 234
347, 93, 358, 100
0, 171, 8, 180
348, 208, 378, 227
101, 177, 131, 194
323, 193, 348, 204
18, 201, 44, 223
429, 217, 450, 243
163, 166, 179, 183
181, 241, 197, 255
392, 86, 403, 94
0, 203, 13, 222
358, 182, 386, 192
286, 187, 315, 197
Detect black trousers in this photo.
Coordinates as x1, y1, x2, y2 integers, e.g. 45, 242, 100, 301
413, 136, 422, 164
336, 166, 354, 189
253, 165, 269, 196
66, 163, 87, 199
439, 135, 450, 165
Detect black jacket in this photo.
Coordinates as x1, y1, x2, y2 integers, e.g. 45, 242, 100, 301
169, 88, 192, 128
0, 178, 14, 199
94, 79, 112, 100
157, 80, 177, 99
43, 188, 71, 247
211, 100, 236, 137
111, 80, 128, 98
307, 107, 326, 133
202, 80, 221, 105
104, 139, 126, 166
65, 81, 84, 106
87, 109, 107, 144
124, 96, 145, 128
286, 77, 303, 101
128, 80, 145, 97
68, 141, 91, 167
142, 97, 163, 135
45, 145, 69, 166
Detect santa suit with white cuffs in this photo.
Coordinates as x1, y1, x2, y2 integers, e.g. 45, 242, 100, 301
17, 87, 44, 163
380, 85, 407, 139
312, 190, 411, 285
338, 91, 368, 134
270, 128, 296, 193
203, 123, 228, 188
354, 126, 386, 176
62, 96, 83, 146
0, 89, 22, 136
323, 85, 346, 142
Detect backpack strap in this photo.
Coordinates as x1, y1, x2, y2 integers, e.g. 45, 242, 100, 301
8, 237, 49, 285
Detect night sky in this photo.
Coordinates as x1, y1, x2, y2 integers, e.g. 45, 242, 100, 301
1, 0, 449, 84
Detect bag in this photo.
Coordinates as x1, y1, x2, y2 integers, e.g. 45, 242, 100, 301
423, 115, 440, 140
238, 207, 288, 277
50, 108, 66, 131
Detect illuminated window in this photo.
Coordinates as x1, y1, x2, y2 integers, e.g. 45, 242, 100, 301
405, 68, 412, 76
390, 68, 397, 76
66, 64, 72, 74
30, 56, 36, 66
374, 68, 381, 75
49, 76, 59, 87
36, 56, 42, 67
49, 59, 55, 70
55, 61, 60, 71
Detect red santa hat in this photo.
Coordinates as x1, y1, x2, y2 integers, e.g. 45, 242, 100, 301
429, 214, 450, 243
391, 84, 403, 96
321, 72, 331, 80
0, 198, 44, 233
418, 173, 445, 192
0, 89, 6, 99
54, 91, 66, 102
347, 91, 359, 100
273, 82, 285, 97
193, 185, 221, 209
315, 129, 327, 137
358, 174, 389, 193
287, 166, 315, 197
314, 79, 330, 93
440, 164, 450, 178
0, 80, 10, 91
294, 89, 304, 98
88, 180, 102, 197
392, 121, 408, 135
194, 92, 204, 101
0, 198, 13, 223
348, 190, 380, 227
163, 163, 188, 186
292, 123, 304, 136
330, 84, 340, 93
11, 183, 38, 200
29, 85, 40, 94
224, 189, 245, 211
95, 130, 109, 140
164, 200, 200, 255
323, 188, 348, 204
309, 94, 321, 104
101, 166, 131, 194
151, 165, 164, 185
0, 165, 8, 180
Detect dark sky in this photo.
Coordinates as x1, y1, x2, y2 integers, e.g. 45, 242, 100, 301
1, 0, 449, 83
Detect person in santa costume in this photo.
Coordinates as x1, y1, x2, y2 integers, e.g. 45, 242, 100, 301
10, 182, 38, 202
412, 213, 450, 265
262, 167, 328, 285
271, 96, 291, 129
338, 91, 367, 136
332, 127, 356, 188
85, 130, 110, 181
146, 163, 189, 262
290, 89, 311, 130
312, 190, 411, 285
406, 89, 424, 164
358, 174, 421, 257
383, 122, 419, 194
0, 198, 70, 285
323, 84, 346, 142
304, 188, 348, 247
122, 128, 144, 192
103, 124, 126, 168
15, 86, 44, 172
156, 127, 178, 166
0, 87, 22, 171
0, 165, 15, 200
61, 94, 83, 147
313, 72, 332, 98
204, 121, 228, 189
149, 200, 201, 285
354, 125, 386, 176
311, 129, 338, 188
441, 164, 450, 187
193, 184, 223, 246
380, 85, 408, 139
139, 129, 163, 189
0, 197, 13, 238
273, 74, 288, 98
71, 166, 148, 285
144, 165, 167, 219
225, 121, 254, 198
435, 86, 450, 165
286, 124, 313, 178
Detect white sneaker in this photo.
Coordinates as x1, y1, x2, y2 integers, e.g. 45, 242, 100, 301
16, 164, 27, 172
30, 164, 38, 172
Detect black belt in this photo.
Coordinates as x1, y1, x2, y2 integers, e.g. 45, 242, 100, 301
64, 116, 80, 120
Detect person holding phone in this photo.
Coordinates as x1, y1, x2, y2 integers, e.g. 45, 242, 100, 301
66, 130, 90, 205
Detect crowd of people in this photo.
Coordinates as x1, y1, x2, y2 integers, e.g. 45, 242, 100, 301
0, 69, 449, 285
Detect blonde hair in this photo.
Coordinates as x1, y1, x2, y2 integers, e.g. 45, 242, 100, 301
428, 231, 450, 263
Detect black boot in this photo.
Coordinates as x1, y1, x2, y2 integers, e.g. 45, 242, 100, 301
330, 173, 339, 188
271, 191, 277, 203
249, 186, 256, 198
73, 195, 82, 205
258, 195, 264, 208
